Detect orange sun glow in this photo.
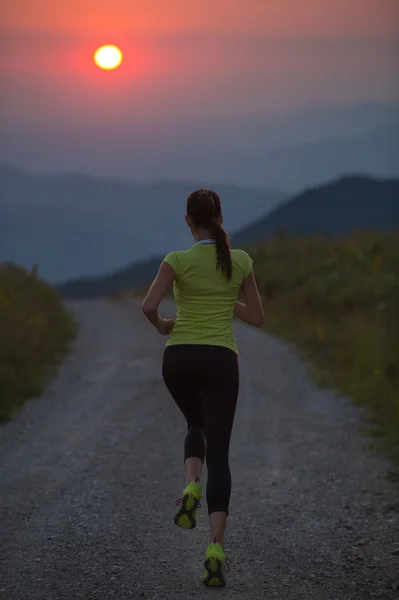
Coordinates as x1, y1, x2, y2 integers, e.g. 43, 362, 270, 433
94, 45, 123, 70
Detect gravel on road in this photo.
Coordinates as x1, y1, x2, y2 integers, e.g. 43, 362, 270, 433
0, 299, 398, 600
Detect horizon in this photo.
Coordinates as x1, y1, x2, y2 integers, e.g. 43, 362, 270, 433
2, 155, 398, 190
1, 99, 397, 187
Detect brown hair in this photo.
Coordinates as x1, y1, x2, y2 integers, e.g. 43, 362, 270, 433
186, 188, 233, 280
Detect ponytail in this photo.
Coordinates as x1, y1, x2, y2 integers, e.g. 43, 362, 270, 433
187, 187, 232, 280
211, 218, 233, 281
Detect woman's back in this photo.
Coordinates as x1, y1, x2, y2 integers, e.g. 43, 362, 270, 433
164, 242, 252, 354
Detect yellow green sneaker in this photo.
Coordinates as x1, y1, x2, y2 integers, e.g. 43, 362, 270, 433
203, 539, 229, 587
174, 479, 202, 529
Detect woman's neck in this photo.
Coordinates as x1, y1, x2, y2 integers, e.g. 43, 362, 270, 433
193, 228, 213, 242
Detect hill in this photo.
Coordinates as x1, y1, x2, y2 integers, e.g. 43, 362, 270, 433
233, 176, 399, 247
234, 126, 399, 190
2, 101, 398, 189
57, 256, 162, 299
0, 164, 283, 282
57, 175, 399, 299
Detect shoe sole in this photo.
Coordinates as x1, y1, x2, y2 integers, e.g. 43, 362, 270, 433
174, 493, 200, 529
203, 557, 226, 587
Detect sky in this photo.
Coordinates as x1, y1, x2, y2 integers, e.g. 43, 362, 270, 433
1, 0, 398, 180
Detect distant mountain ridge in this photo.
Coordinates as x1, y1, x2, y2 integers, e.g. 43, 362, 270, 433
1, 102, 397, 189
0, 164, 284, 281
234, 126, 399, 189
56, 175, 399, 299
232, 175, 399, 246
56, 256, 162, 299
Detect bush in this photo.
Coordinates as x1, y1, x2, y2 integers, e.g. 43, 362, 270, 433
0, 263, 76, 420
248, 231, 399, 457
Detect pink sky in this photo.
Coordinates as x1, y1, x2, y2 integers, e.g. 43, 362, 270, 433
3, 0, 398, 37
0, 0, 397, 176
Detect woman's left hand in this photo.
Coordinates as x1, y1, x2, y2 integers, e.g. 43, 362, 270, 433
158, 318, 175, 336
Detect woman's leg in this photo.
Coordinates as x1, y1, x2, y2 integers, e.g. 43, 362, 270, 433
162, 346, 207, 529
162, 346, 206, 480
184, 396, 207, 484
184, 427, 205, 483
203, 348, 239, 549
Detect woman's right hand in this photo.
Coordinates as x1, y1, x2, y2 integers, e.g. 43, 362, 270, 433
236, 270, 264, 328
158, 318, 175, 336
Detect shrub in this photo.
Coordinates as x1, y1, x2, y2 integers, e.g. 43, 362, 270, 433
248, 232, 399, 456
0, 263, 76, 420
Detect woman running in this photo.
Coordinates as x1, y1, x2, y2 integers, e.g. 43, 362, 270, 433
141, 188, 264, 587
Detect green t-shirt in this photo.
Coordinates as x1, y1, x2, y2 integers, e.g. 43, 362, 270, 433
163, 243, 253, 355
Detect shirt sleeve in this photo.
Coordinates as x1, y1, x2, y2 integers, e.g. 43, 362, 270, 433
163, 252, 178, 277
242, 251, 253, 279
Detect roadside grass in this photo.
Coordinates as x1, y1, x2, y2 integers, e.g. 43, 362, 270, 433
112, 231, 399, 462
247, 231, 399, 462
0, 263, 76, 421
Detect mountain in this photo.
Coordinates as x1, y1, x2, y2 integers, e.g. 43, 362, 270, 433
212, 101, 399, 150
0, 165, 284, 281
1, 102, 397, 190
56, 256, 162, 299
233, 127, 399, 190
232, 176, 399, 247
57, 175, 399, 299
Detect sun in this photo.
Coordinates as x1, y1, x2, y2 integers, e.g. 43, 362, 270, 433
94, 45, 123, 70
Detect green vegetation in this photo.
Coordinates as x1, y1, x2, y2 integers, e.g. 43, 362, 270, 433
248, 232, 399, 458
0, 264, 76, 421
114, 231, 398, 458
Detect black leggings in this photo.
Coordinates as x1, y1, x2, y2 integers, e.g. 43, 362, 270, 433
162, 344, 239, 516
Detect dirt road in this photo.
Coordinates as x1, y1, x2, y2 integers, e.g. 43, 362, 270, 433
0, 300, 398, 599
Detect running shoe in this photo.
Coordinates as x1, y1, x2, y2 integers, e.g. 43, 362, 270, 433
174, 479, 202, 529
203, 539, 229, 587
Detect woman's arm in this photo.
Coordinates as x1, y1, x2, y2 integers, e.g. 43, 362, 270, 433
233, 300, 252, 323
141, 261, 176, 334
234, 270, 264, 328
